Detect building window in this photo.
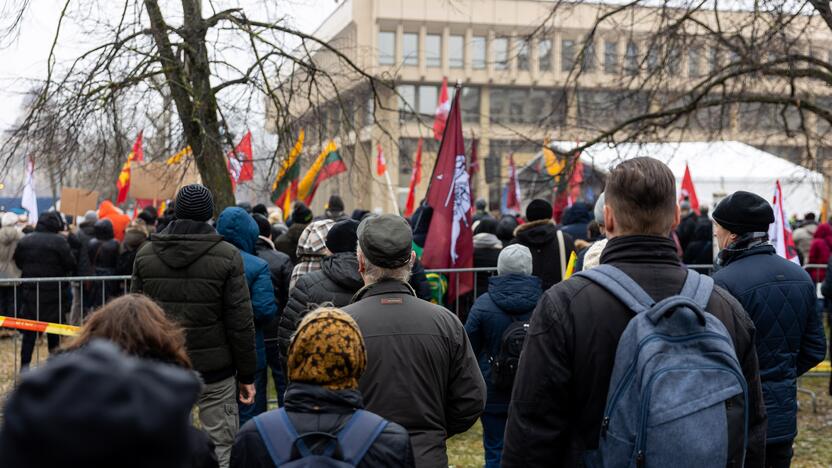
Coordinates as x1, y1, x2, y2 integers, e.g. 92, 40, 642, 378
625, 40, 638, 75
604, 40, 618, 74
688, 47, 700, 77
539, 39, 552, 71
517, 39, 530, 71
561, 39, 575, 71
418, 85, 439, 116
668, 47, 681, 75
489, 87, 567, 125
472, 36, 486, 69
449, 35, 464, 68
646, 44, 660, 72
403, 33, 418, 66
493, 37, 509, 70
461, 86, 481, 123
378, 31, 395, 65
709, 47, 719, 73
425, 34, 441, 67
582, 39, 597, 71
398, 85, 416, 119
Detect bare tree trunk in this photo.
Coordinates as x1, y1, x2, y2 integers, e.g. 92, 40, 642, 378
145, 0, 234, 214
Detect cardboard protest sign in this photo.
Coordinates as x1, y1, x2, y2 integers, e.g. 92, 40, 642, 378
60, 187, 99, 216
130, 161, 200, 201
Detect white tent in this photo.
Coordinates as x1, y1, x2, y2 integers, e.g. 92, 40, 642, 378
548, 141, 824, 216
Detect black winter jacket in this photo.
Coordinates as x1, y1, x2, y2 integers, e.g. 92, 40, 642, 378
14, 214, 76, 322
278, 252, 363, 362
512, 219, 576, 291
130, 220, 256, 384
274, 222, 307, 265
344, 280, 485, 467
89, 220, 120, 273
502, 236, 767, 468
255, 236, 293, 351
230, 383, 414, 468
714, 244, 826, 443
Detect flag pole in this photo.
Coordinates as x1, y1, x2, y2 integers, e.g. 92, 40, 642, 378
384, 168, 400, 214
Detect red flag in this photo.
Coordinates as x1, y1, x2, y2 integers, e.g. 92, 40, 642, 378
506, 154, 522, 213
404, 138, 423, 217
433, 77, 450, 141
376, 144, 387, 176
770, 180, 800, 264
468, 139, 479, 202
116, 132, 144, 205
680, 163, 700, 215
233, 131, 254, 182
422, 85, 473, 300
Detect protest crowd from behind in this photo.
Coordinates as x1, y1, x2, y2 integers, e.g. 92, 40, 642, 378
0, 153, 829, 468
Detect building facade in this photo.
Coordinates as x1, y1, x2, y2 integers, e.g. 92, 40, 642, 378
268, 0, 832, 214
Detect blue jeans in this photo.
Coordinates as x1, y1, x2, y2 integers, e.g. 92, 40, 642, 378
265, 338, 286, 406
238, 368, 267, 427
481, 412, 507, 468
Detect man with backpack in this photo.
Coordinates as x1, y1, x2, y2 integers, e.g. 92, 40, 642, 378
230, 307, 414, 467
503, 157, 767, 467
712, 192, 827, 467
465, 244, 542, 468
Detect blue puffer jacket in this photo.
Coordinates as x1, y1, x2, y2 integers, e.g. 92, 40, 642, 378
217, 208, 277, 369
713, 244, 827, 443
464, 273, 542, 413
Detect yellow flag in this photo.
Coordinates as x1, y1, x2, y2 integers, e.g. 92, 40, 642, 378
543, 138, 565, 176
297, 141, 337, 202
564, 251, 578, 279
166, 146, 192, 165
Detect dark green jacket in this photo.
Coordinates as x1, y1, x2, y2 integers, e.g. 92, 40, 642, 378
130, 220, 256, 384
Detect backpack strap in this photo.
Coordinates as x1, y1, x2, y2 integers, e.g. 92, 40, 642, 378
337, 409, 389, 465
574, 264, 655, 314
557, 230, 567, 278
253, 409, 302, 466
677, 269, 714, 311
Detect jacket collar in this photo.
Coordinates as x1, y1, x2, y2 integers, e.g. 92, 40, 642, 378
720, 243, 775, 267
351, 278, 415, 304
513, 218, 554, 237
256, 236, 275, 250
283, 382, 364, 414
600, 235, 682, 266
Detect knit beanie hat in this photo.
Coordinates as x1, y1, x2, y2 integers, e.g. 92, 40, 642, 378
327, 195, 345, 213
1, 212, 18, 228
326, 219, 360, 253
252, 214, 272, 238
713, 191, 774, 234
498, 244, 533, 276
83, 210, 98, 225
252, 204, 269, 217
288, 308, 366, 391
174, 185, 214, 222
594, 193, 606, 227
292, 203, 313, 224
526, 199, 553, 222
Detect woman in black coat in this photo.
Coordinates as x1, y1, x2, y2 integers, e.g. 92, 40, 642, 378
88, 219, 121, 306
13, 212, 76, 368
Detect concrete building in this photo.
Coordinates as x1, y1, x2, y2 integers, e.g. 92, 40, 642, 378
267, 0, 832, 215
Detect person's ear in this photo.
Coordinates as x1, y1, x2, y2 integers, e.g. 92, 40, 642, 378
410, 250, 416, 265
604, 205, 615, 237
357, 250, 366, 273
671, 203, 681, 230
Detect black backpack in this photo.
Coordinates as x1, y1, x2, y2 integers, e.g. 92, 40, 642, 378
490, 318, 530, 392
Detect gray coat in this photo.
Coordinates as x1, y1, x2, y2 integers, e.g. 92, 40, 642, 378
0, 226, 22, 279
343, 280, 486, 468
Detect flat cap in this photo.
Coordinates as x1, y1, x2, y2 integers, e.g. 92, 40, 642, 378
713, 191, 774, 235
358, 214, 413, 268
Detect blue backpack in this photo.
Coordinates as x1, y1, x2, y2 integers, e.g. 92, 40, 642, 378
253, 408, 389, 467
576, 265, 748, 467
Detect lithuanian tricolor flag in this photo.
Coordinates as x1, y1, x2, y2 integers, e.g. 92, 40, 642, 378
270, 130, 305, 218
297, 141, 347, 204
116, 132, 144, 204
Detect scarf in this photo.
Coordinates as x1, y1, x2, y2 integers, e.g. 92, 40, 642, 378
716, 231, 770, 267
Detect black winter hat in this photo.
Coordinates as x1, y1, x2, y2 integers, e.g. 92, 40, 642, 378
327, 195, 345, 213
526, 199, 553, 222
137, 209, 157, 226
474, 217, 498, 235
292, 203, 313, 224
0, 340, 201, 468
326, 219, 360, 253
252, 213, 272, 238
252, 203, 269, 217
174, 184, 214, 222
713, 191, 774, 234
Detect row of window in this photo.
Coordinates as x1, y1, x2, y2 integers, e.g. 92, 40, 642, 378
379, 30, 755, 78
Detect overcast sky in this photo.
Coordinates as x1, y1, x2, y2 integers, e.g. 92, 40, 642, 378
0, 0, 339, 131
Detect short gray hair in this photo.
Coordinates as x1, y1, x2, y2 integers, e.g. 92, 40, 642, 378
357, 246, 412, 284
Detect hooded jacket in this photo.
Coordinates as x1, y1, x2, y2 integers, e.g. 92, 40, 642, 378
230, 383, 415, 468
512, 219, 576, 291
472, 233, 502, 297
808, 223, 832, 281
502, 236, 767, 467
274, 222, 307, 264
278, 252, 364, 363
14, 213, 76, 322
792, 221, 817, 261
289, 219, 335, 289
116, 226, 149, 276
714, 243, 827, 443
131, 219, 257, 384
344, 279, 486, 467
98, 200, 130, 242
217, 208, 278, 370
560, 202, 592, 242
88, 220, 120, 272
465, 273, 542, 413
0, 225, 22, 279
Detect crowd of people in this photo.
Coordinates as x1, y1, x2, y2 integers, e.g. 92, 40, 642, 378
0, 156, 829, 467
